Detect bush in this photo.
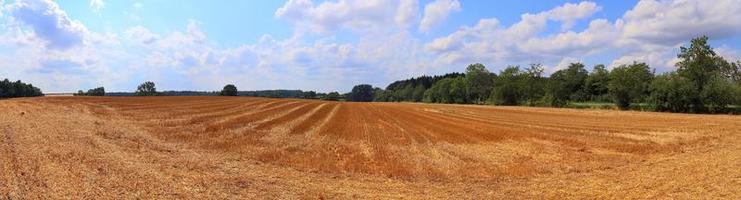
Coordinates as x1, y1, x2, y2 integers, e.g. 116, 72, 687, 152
648, 73, 695, 112
701, 76, 736, 113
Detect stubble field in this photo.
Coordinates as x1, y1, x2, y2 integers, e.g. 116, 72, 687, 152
1, 96, 739, 199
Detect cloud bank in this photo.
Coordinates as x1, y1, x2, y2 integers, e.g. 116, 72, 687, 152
0, 0, 739, 93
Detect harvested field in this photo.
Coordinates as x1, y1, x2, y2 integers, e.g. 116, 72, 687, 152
1, 96, 739, 199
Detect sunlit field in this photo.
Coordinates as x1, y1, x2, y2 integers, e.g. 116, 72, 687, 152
1, 96, 739, 198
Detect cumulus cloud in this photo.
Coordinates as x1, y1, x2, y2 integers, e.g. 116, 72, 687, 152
395, 0, 419, 28
2, 0, 741, 93
620, 0, 741, 46
426, 0, 741, 73
90, 0, 104, 12
419, 0, 460, 33
547, 1, 600, 30
8, 0, 88, 50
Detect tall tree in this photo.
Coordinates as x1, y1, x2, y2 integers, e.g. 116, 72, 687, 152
675, 36, 730, 112
608, 62, 653, 110
135, 81, 158, 96
464, 63, 493, 104
585, 64, 611, 101
522, 63, 546, 105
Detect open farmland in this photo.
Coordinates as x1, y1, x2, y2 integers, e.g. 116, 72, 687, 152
1, 96, 740, 199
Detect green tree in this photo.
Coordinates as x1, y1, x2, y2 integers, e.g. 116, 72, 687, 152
546, 63, 588, 106
135, 81, 158, 96
303, 91, 317, 99
720, 60, 740, 84
424, 78, 453, 103
348, 84, 374, 102
649, 73, 695, 112
322, 92, 341, 101
585, 64, 611, 101
608, 62, 653, 110
521, 63, 546, 105
84, 87, 105, 96
411, 84, 426, 102
450, 77, 468, 104
489, 66, 523, 105
220, 84, 238, 96
675, 36, 731, 112
464, 63, 493, 104
701, 76, 736, 113
0, 79, 43, 98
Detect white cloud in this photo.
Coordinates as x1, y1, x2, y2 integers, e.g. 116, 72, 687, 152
620, 0, 741, 46
547, 1, 600, 30
426, 0, 741, 73
716, 46, 741, 62
123, 25, 159, 44
395, 0, 419, 28
2, 0, 741, 93
8, 0, 89, 50
549, 57, 582, 73
419, 0, 460, 33
90, 0, 104, 12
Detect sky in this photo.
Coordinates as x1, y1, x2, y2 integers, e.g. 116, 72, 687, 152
0, 0, 740, 93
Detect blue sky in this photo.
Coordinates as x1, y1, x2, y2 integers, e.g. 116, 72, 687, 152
1, 0, 740, 92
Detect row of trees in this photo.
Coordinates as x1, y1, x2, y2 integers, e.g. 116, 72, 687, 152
355, 36, 740, 113
0, 79, 43, 98
75, 87, 105, 96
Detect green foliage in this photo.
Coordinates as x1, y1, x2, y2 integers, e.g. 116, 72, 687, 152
585, 64, 611, 101
648, 73, 695, 112
701, 76, 736, 113
75, 87, 105, 96
303, 91, 317, 99
546, 63, 589, 106
321, 92, 341, 101
720, 60, 740, 84
674, 35, 732, 112
424, 78, 453, 103
489, 66, 523, 105
450, 77, 468, 104
220, 84, 238, 96
521, 63, 546, 106
383, 73, 464, 102
347, 84, 374, 102
464, 63, 493, 103
608, 62, 653, 110
411, 84, 426, 102
135, 81, 158, 96
373, 88, 392, 102
0, 79, 43, 98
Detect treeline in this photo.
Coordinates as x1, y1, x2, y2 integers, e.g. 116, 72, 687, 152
75, 87, 105, 96
102, 82, 323, 99
351, 36, 741, 114
0, 79, 43, 98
